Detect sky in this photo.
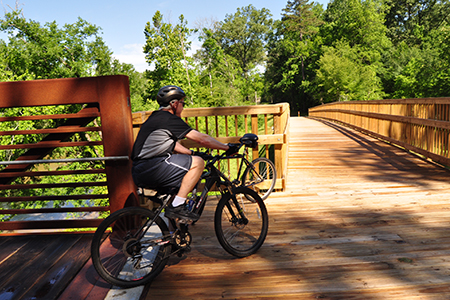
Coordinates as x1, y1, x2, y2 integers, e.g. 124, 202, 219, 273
0, 0, 330, 72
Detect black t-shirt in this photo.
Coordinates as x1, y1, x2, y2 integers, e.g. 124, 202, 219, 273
132, 110, 192, 160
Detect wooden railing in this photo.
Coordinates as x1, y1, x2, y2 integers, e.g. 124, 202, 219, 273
309, 98, 450, 167
0, 76, 289, 235
0, 76, 136, 233
132, 103, 290, 191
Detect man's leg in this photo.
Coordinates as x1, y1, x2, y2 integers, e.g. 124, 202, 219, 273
176, 156, 204, 199
166, 156, 204, 221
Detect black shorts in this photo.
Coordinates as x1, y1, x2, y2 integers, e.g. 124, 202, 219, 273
132, 154, 192, 190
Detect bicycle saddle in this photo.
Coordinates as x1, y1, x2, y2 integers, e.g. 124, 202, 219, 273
240, 133, 258, 149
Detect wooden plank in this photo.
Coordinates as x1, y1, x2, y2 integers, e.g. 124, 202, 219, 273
58, 234, 115, 300
179, 134, 284, 148
0, 112, 100, 122
21, 235, 93, 300
0, 219, 103, 231
0, 169, 105, 178
0, 234, 81, 299
0, 181, 107, 190
141, 117, 450, 300
0, 206, 109, 215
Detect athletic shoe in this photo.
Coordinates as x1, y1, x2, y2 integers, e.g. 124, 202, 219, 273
165, 204, 199, 221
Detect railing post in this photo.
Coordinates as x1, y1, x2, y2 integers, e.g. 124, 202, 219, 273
96, 76, 137, 213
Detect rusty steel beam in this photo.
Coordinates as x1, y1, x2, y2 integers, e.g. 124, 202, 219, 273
0, 76, 137, 231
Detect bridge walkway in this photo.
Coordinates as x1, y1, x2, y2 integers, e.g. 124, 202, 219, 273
144, 117, 450, 299
2, 117, 450, 299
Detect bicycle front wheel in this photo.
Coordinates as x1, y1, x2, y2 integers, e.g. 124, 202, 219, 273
214, 187, 268, 257
242, 157, 276, 200
91, 207, 171, 288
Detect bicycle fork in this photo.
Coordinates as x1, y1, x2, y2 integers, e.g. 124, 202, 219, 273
224, 191, 249, 226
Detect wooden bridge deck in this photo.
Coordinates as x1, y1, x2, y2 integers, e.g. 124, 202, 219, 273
145, 117, 450, 299
2, 116, 450, 299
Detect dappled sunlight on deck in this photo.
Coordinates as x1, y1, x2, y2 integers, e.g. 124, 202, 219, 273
144, 117, 450, 299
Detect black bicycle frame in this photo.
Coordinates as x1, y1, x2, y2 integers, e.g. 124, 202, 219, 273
191, 157, 231, 216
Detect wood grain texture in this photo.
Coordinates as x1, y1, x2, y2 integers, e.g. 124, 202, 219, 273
144, 117, 450, 300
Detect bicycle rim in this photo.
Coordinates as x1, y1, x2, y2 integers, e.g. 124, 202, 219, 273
91, 207, 171, 288
214, 187, 268, 257
243, 157, 276, 200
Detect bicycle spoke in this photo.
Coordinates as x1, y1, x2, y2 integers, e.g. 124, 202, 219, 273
91, 207, 171, 288
214, 187, 268, 257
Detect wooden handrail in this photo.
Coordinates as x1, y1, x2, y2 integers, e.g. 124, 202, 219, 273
309, 97, 450, 167
132, 103, 290, 191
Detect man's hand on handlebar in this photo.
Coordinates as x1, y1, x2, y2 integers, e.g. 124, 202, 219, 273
192, 151, 214, 160
225, 143, 240, 156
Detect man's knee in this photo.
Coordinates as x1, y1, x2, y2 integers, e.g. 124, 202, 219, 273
191, 155, 205, 170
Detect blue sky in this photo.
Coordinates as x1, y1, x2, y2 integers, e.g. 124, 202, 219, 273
0, 0, 329, 72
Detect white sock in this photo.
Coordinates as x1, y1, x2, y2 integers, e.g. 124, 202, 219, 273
172, 196, 186, 207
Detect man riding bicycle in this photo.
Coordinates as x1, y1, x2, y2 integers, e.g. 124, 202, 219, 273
131, 85, 239, 221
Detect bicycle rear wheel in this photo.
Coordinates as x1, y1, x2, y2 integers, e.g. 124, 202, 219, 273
91, 207, 171, 288
214, 186, 268, 257
242, 157, 276, 200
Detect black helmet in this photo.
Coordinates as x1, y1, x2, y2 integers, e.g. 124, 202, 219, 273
156, 85, 186, 107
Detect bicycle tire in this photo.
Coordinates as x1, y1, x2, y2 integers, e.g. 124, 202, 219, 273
91, 207, 171, 288
242, 157, 276, 200
214, 186, 268, 257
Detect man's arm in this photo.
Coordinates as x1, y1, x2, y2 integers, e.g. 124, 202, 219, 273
174, 141, 192, 154
185, 130, 229, 151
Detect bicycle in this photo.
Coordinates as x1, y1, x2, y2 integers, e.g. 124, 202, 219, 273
90, 133, 269, 288
226, 133, 277, 200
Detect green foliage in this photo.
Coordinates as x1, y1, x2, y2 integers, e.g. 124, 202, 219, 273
0, 8, 148, 112
212, 5, 273, 102
2, 0, 450, 225
265, 1, 324, 113
194, 26, 244, 107
384, 0, 450, 46
216, 5, 273, 77
316, 41, 385, 101
0, 10, 110, 78
143, 11, 197, 105
0, 105, 108, 222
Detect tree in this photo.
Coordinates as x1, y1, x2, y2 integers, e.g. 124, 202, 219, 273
194, 26, 243, 107
316, 41, 385, 102
384, 0, 450, 46
321, 0, 391, 63
265, 1, 324, 114
215, 5, 273, 91
0, 8, 146, 218
0, 10, 113, 79
143, 11, 197, 105
314, 0, 390, 102
281, 0, 323, 81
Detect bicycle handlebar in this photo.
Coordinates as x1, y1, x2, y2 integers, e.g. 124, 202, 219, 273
192, 132, 257, 164
193, 142, 244, 163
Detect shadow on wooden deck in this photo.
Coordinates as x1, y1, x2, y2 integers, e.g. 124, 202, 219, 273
143, 117, 450, 299
3, 117, 450, 300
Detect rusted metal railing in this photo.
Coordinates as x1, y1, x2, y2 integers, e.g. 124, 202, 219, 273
309, 98, 450, 167
0, 78, 289, 235
0, 76, 136, 233
132, 103, 290, 191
